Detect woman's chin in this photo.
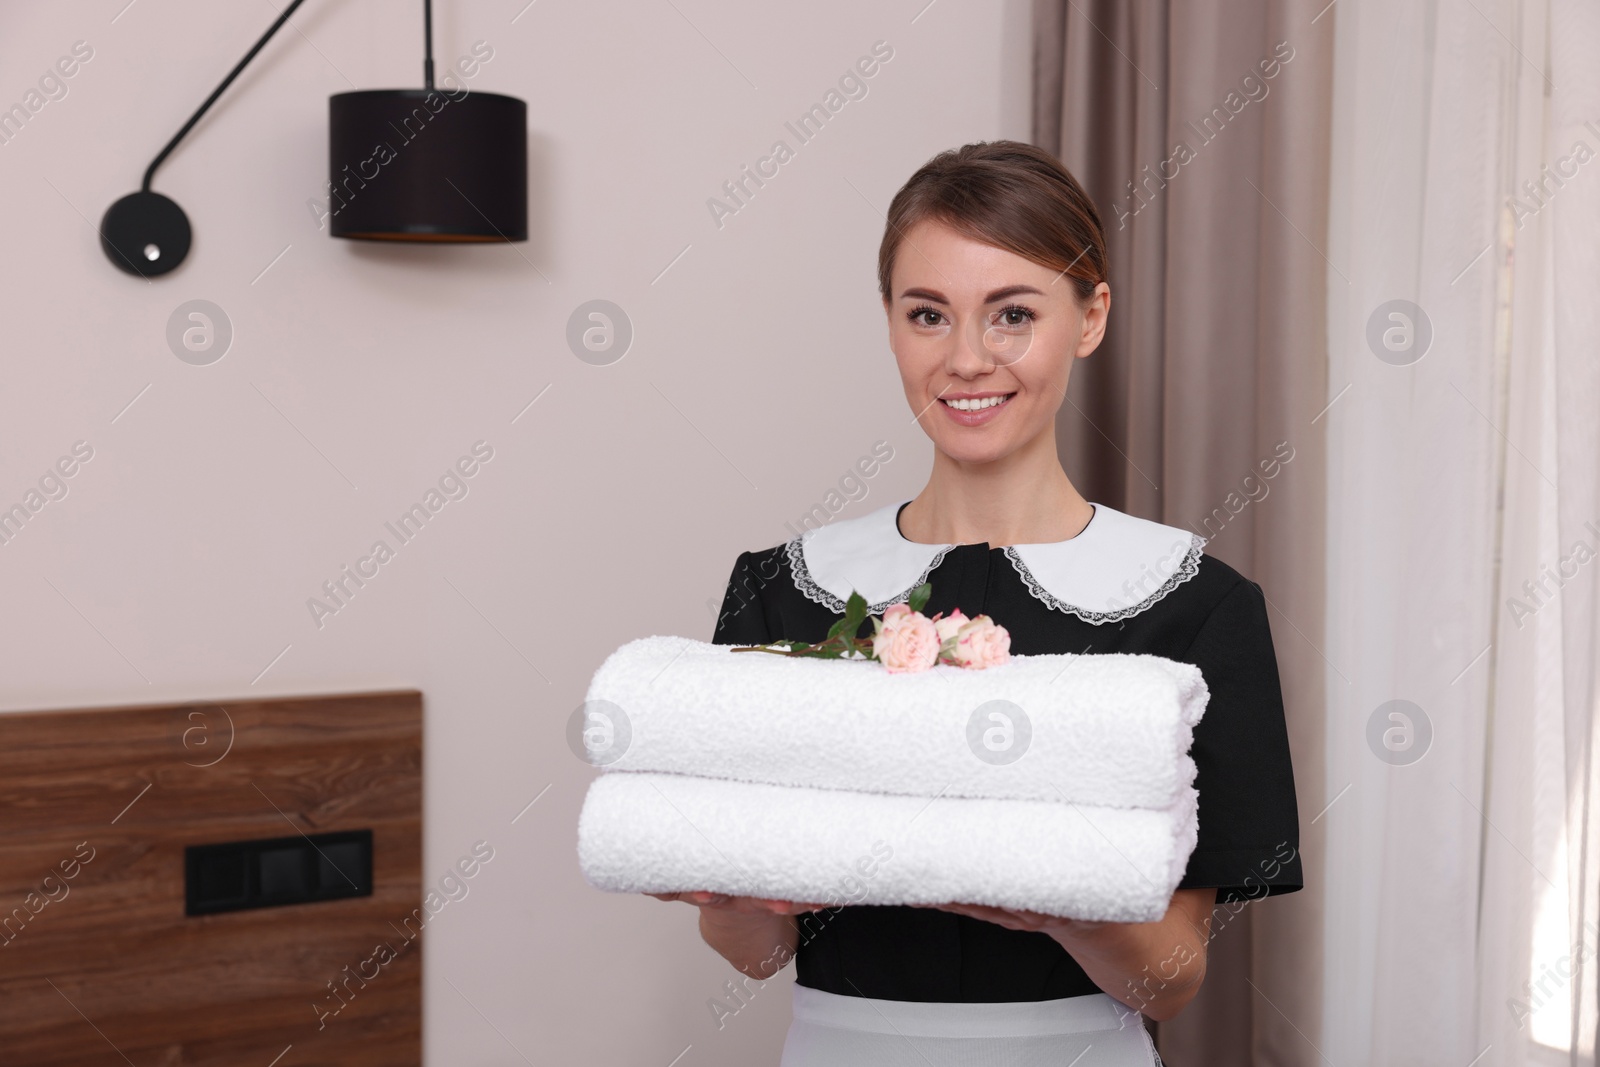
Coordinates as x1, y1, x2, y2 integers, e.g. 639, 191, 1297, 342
932, 435, 1018, 466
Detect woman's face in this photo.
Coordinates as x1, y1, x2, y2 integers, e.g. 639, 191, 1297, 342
884, 217, 1109, 465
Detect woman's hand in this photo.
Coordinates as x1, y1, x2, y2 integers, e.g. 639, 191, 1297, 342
910, 900, 1110, 938
648, 891, 826, 915
910, 888, 1218, 1021
649, 891, 820, 979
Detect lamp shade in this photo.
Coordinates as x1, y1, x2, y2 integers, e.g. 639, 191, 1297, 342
327, 88, 526, 242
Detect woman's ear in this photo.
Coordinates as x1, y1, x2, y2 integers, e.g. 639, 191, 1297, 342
1075, 282, 1111, 359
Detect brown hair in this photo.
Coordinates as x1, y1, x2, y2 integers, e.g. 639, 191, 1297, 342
877, 140, 1108, 304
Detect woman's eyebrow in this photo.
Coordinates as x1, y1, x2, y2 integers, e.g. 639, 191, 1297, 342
897, 285, 1047, 304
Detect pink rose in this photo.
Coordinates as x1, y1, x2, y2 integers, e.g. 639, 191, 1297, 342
932, 608, 969, 658
873, 604, 941, 673
949, 615, 1011, 669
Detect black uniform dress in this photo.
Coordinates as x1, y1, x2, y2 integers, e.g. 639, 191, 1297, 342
709, 498, 1303, 1004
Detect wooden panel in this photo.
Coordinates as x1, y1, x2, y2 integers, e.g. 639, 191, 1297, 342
0, 691, 423, 1067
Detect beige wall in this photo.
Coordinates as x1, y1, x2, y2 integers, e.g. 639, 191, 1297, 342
0, 1, 1029, 1062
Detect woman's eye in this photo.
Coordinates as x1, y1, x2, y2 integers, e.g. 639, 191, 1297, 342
908, 307, 944, 327
995, 306, 1035, 327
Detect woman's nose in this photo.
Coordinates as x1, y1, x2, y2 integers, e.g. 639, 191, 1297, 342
945, 316, 998, 377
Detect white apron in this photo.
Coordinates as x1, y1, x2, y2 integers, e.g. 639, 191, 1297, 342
780, 985, 1163, 1066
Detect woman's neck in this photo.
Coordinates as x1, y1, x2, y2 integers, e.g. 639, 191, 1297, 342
897, 429, 1093, 547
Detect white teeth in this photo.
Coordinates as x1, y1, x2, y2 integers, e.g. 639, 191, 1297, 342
944, 394, 1010, 411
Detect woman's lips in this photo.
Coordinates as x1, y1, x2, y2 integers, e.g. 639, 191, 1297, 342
939, 392, 1015, 426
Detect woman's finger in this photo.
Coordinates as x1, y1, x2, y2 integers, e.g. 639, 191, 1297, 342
910, 900, 1051, 930
646, 891, 730, 906
647, 892, 832, 914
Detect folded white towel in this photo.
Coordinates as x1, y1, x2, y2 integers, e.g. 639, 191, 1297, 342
585, 635, 1208, 811
577, 771, 1197, 923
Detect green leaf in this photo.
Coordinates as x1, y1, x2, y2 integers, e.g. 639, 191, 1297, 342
844, 590, 868, 631
907, 582, 932, 613
825, 616, 851, 641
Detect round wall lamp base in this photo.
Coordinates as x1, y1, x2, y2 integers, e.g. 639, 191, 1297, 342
101, 191, 191, 277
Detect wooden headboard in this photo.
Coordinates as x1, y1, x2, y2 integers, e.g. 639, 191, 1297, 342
0, 690, 422, 1067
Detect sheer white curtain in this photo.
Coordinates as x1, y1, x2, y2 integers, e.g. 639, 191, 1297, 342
1325, 0, 1600, 1062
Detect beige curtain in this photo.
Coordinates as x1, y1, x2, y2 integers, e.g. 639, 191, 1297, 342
1033, 2, 1331, 1062
1321, 1, 1600, 1060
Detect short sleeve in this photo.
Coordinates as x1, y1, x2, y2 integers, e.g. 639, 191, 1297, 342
711, 549, 778, 646
1174, 578, 1303, 903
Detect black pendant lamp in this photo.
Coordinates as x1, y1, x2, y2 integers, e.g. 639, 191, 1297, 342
328, 0, 525, 242
101, 0, 526, 277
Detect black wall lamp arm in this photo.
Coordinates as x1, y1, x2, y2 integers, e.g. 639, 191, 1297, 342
101, 0, 523, 277
102, 0, 310, 276
141, 0, 309, 195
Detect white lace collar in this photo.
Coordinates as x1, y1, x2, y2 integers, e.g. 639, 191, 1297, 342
784, 499, 1206, 625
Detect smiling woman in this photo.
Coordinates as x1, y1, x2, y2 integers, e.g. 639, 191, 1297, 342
879, 143, 1111, 515
674, 141, 1302, 1066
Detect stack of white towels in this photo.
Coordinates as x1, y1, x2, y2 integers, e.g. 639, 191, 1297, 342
576, 635, 1209, 922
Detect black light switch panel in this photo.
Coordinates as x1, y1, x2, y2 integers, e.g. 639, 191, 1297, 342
185, 829, 373, 916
